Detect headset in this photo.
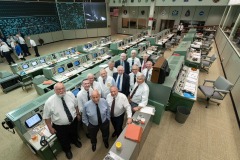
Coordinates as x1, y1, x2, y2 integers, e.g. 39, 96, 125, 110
2, 118, 15, 134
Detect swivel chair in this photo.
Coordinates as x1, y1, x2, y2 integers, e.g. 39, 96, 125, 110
198, 76, 233, 108
200, 54, 217, 73
19, 75, 33, 92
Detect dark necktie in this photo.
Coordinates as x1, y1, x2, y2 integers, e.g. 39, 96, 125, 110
130, 85, 139, 99
96, 103, 102, 125
117, 75, 121, 91
87, 91, 90, 101
145, 69, 149, 81
134, 74, 136, 84
103, 78, 106, 84
61, 97, 73, 122
111, 97, 115, 117
132, 59, 134, 65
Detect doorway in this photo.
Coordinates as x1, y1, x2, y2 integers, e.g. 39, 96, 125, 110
111, 17, 118, 35
159, 20, 175, 31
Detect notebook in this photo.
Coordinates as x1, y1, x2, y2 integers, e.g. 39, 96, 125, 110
124, 124, 143, 143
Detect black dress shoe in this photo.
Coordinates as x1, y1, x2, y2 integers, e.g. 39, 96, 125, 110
92, 144, 96, 152
65, 151, 73, 159
111, 132, 117, 138
74, 140, 82, 148
86, 133, 90, 139
104, 141, 109, 149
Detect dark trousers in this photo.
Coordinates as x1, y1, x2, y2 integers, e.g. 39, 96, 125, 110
111, 112, 125, 137
20, 44, 31, 56
88, 119, 109, 145
52, 118, 78, 152
3, 51, 15, 65
33, 46, 40, 57
130, 101, 138, 115
177, 30, 182, 36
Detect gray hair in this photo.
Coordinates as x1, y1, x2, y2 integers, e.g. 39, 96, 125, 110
137, 73, 145, 80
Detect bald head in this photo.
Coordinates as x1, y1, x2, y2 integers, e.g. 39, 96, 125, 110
54, 82, 66, 97
91, 90, 100, 104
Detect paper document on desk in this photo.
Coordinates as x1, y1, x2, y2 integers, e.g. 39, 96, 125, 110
104, 151, 124, 160
188, 72, 198, 79
186, 77, 197, 83
40, 126, 52, 138
99, 64, 108, 68
140, 106, 155, 115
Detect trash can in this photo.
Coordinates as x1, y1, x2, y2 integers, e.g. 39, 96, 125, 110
175, 106, 190, 124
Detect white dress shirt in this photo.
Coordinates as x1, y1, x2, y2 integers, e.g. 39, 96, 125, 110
18, 36, 25, 44
127, 57, 141, 72
98, 76, 116, 98
43, 91, 77, 125
130, 82, 149, 107
91, 81, 102, 95
116, 74, 123, 91
30, 39, 36, 47
105, 67, 117, 77
0, 44, 11, 52
106, 92, 132, 118
129, 72, 141, 91
77, 88, 93, 112
177, 25, 184, 31
142, 68, 153, 81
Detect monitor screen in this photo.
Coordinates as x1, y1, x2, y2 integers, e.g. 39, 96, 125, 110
32, 61, 37, 66
93, 53, 98, 58
122, 41, 125, 46
72, 88, 80, 97
58, 67, 65, 73
25, 113, 42, 128
84, 44, 89, 49
65, 51, 70, 55
143, 46, 146, 51
74, 61, 80, 66
100, 49, 104, 54
71, 48, 76, 53
40, 59, 45, 63
67, 63, 73, 68
22, 64, 29, 69
88, 43, 92, 48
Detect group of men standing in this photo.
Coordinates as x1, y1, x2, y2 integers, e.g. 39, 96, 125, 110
43, 49, 152, 159
0, 34, 40, 65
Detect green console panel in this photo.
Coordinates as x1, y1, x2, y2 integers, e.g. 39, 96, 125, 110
174, 41, 191, 57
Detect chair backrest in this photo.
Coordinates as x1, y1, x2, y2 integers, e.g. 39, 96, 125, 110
214, 76, 234, 91
210, 54, 217, 62
22, 76, 32, 83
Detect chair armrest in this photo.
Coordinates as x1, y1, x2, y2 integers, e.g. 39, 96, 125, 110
214, 89, 230, 94
203, 79, 214, 85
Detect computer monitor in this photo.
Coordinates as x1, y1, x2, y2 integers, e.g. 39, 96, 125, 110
67, 62, 73, 68
100, 49, 104, 54
93, 53, 98, 58
40, 59, 45, 63
88, 43, 92, 48
74, 61, 80, 66
143, 46, 146, 51
72, 88, 80, 97
71, 48, 76, 53
122, 41, 125, 46
65, 51, 70, 55
22, 64, 29, 69
57, 67, 65, 73
128, 39, 131, 43
32, 61, 38, 66
25, 113, 42, 128
84, 44, 89, 49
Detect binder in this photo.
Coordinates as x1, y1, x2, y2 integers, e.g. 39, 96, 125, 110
124, 124, 143, 143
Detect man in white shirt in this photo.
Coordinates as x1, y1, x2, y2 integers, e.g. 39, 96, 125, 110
16, 34, 31, 57
28, 36, 40, 57
43, 83, 81, 159
127, 50, 141, 72
98, 69, 116, 98
129, 65, 141, 92
106, 86, 132, 138
77, 79, 93, 138
141, 54, 149, 72
87, 73, 101, 95
105, 60, 117, 77
177, 23, 184, 36
0, 42, 15, 65
128, 73, 149, 112
142, 61, 153, 81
